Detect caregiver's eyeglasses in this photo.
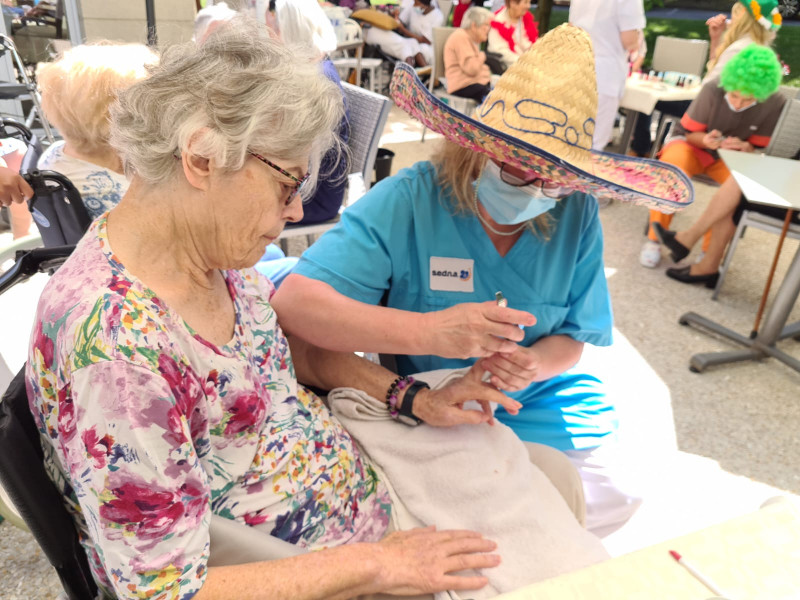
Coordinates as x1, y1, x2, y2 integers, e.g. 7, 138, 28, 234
249, 151, 310, 205
499, 163, 573, 200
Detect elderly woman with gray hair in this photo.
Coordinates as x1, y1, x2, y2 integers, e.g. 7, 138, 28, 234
444, 6, 494, 103
25, 16, 531, 600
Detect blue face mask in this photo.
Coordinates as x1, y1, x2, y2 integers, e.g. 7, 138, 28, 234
475, 162, 557, 224
414, 5, 424, 14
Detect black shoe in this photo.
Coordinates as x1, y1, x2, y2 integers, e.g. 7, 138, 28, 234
652, 222, 690, 263
666, 265, 719, 288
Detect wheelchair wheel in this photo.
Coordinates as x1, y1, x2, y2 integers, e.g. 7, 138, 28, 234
0, 483, 27, 530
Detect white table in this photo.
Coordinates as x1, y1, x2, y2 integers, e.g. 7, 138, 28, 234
616, 76, 701, 154
494, 501, 800, 600
679, 150, 800, 373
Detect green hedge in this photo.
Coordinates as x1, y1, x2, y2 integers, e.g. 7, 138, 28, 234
548, 11, 800, 86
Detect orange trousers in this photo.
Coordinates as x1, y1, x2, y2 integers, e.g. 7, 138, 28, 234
647, 141, 731, 250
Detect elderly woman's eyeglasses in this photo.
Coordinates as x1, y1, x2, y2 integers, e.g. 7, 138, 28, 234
249, 151, 310, 205
499, 163, 572, 200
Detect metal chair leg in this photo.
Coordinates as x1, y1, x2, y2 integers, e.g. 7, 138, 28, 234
711, 219, 747, 300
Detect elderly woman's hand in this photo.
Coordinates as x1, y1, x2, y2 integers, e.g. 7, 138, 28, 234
376, 526, 500, 595
422, 301, 537, 359
411, 362, 522, 426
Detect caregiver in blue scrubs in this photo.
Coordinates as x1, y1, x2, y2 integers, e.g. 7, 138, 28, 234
273, 24, 693, 535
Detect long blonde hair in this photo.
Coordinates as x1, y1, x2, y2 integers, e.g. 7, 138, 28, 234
707, 2, 774, 72
434, 140, 553, 239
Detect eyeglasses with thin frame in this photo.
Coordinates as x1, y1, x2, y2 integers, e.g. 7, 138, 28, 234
499, 163, 572, 200
249, 151, 310, 205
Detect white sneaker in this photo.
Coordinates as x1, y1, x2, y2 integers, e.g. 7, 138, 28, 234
639, 240, 661, 268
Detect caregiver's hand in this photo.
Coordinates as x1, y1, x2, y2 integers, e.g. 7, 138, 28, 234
411, 362, 521, 426
481, 335, 584, 392
481, 345, 543, 392
377, 527, 500, 596
422, 301, 536, 359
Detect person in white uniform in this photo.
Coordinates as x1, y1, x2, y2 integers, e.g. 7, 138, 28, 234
365, 0, 444, 66
569, 0, 645, 151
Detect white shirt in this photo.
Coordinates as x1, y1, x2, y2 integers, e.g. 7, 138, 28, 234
569, 0, 645, 98
401, 1, 443, 43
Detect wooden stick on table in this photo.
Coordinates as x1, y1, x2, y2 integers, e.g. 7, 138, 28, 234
751, 209, 795, 338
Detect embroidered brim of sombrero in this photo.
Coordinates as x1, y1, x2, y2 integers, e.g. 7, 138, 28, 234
390, 23, 693, 212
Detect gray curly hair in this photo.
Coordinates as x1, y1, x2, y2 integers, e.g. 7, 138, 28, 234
109, 15, 344, 194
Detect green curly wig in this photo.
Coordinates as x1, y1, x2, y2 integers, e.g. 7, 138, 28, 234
720, 44, 782, 101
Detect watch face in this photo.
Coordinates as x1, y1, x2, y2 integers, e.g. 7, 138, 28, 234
397, 414, 422, 427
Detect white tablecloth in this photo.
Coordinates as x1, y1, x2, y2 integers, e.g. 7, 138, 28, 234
619, 77, 701, 115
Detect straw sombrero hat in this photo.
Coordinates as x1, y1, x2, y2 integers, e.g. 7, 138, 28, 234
390, 23, 693, 212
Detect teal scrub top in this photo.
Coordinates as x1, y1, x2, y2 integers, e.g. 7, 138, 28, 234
293, 161, 617, 450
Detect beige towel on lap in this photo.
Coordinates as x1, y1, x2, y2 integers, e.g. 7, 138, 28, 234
329, 369, 609, 600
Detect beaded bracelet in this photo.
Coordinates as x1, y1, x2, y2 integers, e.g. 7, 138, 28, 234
386, 375, 415, 418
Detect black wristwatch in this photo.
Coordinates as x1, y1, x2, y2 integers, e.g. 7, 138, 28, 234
396, 380, 428, 427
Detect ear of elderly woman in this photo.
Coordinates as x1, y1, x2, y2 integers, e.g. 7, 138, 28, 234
25, 17, 527, 600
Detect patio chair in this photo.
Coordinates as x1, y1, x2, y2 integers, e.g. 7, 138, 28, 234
438, 0, 454, 22
651, 36, 709, 78
331, 19, 385, 93
711, 97, 800, 300
421, 26, 478, 142
278, 81, 391, 251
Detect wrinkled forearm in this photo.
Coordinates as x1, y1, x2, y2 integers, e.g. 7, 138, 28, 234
195, 543, 385, 600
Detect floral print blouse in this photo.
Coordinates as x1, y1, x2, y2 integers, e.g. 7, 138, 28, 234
26, 217, 391, 600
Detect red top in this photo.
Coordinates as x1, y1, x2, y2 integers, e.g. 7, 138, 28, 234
490, 9, 538, 54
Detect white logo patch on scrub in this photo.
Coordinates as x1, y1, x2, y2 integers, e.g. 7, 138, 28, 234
429, 257, 474, 292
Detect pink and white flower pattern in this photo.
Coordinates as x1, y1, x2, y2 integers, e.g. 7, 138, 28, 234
27, 217, 391, 600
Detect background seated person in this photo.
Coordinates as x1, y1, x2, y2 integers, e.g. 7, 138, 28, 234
26, 19, 596, 600
36, 42, 157, 220
654, 148, 800, 286
365, 0, 443, 68
629, 0, 779, 158
444, 6, 493, 103
265, 0, 349, 227
641, 44, 785, 269
487, 0, 537, 70
273, 25, 694, 537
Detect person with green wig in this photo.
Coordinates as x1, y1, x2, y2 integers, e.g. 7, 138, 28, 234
646, 43, 789, 286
